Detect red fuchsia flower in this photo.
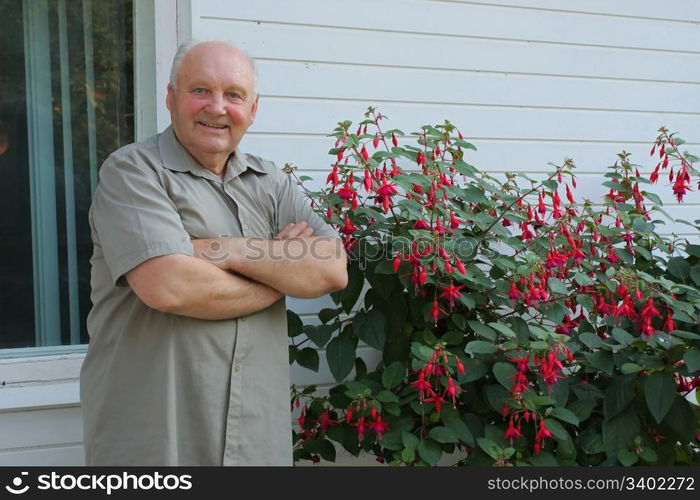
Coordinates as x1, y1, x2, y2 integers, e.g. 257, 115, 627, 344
554, 314, 579, 334
503, 418, 523, 444
662, 312, 676, 332
416, 151, 427, 166
640, 298, 660, 319
673, 165, 692, 202
368, 415, 390, 441
455, 356, 465, 375
606, 246, 619, 264
431, 299, 446, 325
317, 411, 337, 432
520, 222, 534, 242
552, 190, 562, 219
534, 420, 555, 454
650, 165, 660, 184
565, 184, 575, 204
414, 219, 430, 230
439, 283, 464, 308
511, 372, 529, 396
337, 148, 344, 161
353, 416, 367, 442
509, 282, 521, 301
298, 406, 307, 428
345, 407, 353, 424
456, 258, 466, 275
537, 192, 547, 216
391, 133, 398, 147
326, 164, 339, 186
411, 371, 432, 400
373, 134, 380, 149
393, 252, 402, 272
614, 295, 636, 319
444, 377, 460, 405
423, 392, 447, 414
363, 169, 373, 192
339, 217, 358, 236
449, 211, 461, 230
360, 145, 370, 162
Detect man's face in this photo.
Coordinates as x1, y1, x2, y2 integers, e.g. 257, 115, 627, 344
166, 43, 258, 166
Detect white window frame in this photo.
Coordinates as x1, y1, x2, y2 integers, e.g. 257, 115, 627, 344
0, 0, 190, 412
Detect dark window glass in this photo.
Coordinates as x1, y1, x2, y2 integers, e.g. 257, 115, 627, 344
0, 0, 134, 349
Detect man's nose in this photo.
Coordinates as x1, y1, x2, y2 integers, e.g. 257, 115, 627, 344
206, 92, 226, 114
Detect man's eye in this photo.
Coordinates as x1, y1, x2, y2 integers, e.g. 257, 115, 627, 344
192, 88, 208, 94
226, 92, 242, 99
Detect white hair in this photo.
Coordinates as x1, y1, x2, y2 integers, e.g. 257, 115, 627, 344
169, 40, 258, 94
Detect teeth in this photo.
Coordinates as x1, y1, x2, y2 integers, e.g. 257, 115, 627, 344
201, 122, 226, 129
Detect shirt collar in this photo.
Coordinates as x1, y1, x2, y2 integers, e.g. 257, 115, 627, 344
158, 125, 266, 180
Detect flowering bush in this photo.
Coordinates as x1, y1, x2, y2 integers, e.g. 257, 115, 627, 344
287, 107, 700, 466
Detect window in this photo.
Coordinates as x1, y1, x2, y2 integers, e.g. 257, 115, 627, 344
0, 0, 134, 351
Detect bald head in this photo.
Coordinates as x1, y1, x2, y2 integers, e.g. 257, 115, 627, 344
170, 40, 258, 94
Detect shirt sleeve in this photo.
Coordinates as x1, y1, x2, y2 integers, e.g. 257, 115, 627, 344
90, 149, 194, 285
273, 166, 340, 238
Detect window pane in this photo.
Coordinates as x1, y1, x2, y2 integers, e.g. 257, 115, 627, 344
0, 0, 134, 349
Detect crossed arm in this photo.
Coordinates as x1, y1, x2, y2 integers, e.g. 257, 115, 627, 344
126, 222, 348, 320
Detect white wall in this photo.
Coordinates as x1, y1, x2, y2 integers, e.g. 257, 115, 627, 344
2, 0, 699, 466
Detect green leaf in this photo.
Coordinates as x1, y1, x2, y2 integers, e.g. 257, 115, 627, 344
319, 307, 340, 324
487, 322, 516, 339
441, 408, 475, 446
543, 302, 567, 325
288, 345, 298, 365
550, 407, 580, 426
418, 438, 442, 466
467, 321, 497, 340
382, 361, 406, 389
492, 362, 517, 390
612, 327, 635, 346
617, 449, 639, 466
304, 324, 335, 348
477, 437, 502, 460
326, 335, 356, 382
379, 430, 403, 451
568, 399, 596, 423
603, 375, 637, 419
660, 396, 695, 442
465, 340, 497, 354
373, 389, 398, 403
460, 358, 488, 383
639, 447, 658, 463
621, 363, 643, 374
331, 262, 364, 313
584, 351, 614, 375
429, 426, 458, 444
644, 372, 678, 424
540, 419, 567, 443
573, 272, 594, 286
683, 350, 700, 372
602, 407, 640, 457
667, 257, 691, 280
302, 439, 336, 462
578, 332, 605, 349
296, 347, 320, 372
287, 309, 303, 338
547, 277, 568, 295
401, 447, 415, 463
402, 431, 420, 450
353, 309, 386, 350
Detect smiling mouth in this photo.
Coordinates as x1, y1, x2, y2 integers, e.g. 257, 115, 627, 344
198, 121, 228, 129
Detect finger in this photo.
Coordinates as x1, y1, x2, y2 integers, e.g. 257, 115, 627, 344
285, 221, 309, 239
300, 226, 314, 237
274, 223, 295, 239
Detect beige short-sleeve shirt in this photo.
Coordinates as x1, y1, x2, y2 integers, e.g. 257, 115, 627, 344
81, 126, 337, 465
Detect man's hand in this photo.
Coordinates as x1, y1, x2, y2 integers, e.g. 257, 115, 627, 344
274, 221, 314, 239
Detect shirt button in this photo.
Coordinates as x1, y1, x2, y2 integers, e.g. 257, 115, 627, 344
242, 224, 249, 231
240, 316, 246, 322
234, 365, 241, 373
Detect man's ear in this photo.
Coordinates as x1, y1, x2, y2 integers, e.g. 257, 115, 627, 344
166, 84, 175, 112
249, 94, 260, 125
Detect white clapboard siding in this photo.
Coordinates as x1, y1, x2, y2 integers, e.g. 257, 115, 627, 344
4, 0, 700, 466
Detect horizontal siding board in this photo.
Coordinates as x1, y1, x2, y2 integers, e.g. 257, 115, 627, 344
0, 407, 83, 449
250, 99, 700, 142
206, 19, 700, 82
250, 61, 700, 113
0, 355, 83, 385
240, 135, 700, 176
196, 0, 700, 52
0, 445, 85, 466
439, 0, 700, 23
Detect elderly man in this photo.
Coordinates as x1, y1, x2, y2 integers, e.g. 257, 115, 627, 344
80, 40, 347, 466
